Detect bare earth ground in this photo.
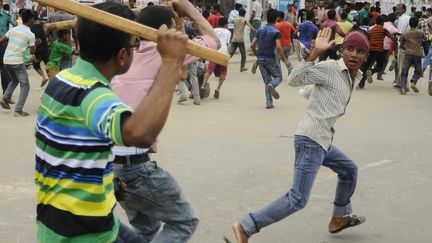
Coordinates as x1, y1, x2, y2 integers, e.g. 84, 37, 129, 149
1, 54, 432, 243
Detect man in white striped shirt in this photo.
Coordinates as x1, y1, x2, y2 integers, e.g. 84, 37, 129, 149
233, 29, 369, 242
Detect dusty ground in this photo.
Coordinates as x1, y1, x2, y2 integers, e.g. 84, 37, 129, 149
1, 53, 431, 243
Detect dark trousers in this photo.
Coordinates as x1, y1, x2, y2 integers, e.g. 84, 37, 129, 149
319, 48, 338, 61
400, 54, 422, 92
423, 40, 431, 56
378, 50, 389, 78
358, 50, 385, 88
0, 44, 10, 94
229, 42, 246, 69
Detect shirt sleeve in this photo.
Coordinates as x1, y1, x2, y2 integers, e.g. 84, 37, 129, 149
81, 86, 133, 146
8, 14, 17, 27
184, 35, 218, 65
58, 41, 74, 55
28, 33, 35, 46
288, 60, 329, 86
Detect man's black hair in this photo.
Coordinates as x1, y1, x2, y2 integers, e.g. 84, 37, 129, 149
267, 9, 278, 23
387, 13, 396, 23
341, 12, 348, 20
57, 29, 70, 39
235, 3, 242, 11
306, 10, 314, 21
361, 17, 370, 26
414, 11, 422, 19
376, 15, 384, 25
217, 17, 228, 27
21, 9, 33, 23
137, 6, 174, 30
398, 4, 406, 11
32, 10, 39, 20
277, 10, 285, 19
212, 4, 220, 12
409, 16, 419, 28
327, 9, 336, 20
239, 8, 246, 17
78, 2, 135, 63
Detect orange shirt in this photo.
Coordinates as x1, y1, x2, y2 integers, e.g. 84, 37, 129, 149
208, 14, 223, 28
275, 20, 295, 47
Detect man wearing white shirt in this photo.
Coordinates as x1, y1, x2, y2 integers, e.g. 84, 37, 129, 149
395, 3, 411, 85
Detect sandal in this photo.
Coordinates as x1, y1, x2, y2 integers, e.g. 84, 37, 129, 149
329, 214, 366, 234
14, 111, 29, 117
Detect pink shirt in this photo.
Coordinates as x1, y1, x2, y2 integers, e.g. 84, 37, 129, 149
383, 22, 399, 50
110, 35, 217, 155
112, 35, 217, 109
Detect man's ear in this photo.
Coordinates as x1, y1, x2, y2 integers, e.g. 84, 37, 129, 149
116, 48, 129, 66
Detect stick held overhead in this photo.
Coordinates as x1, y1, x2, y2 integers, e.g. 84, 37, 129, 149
34, 0, 229, 66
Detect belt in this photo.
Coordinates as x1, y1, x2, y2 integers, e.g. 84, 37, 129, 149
113, 153, 150, 165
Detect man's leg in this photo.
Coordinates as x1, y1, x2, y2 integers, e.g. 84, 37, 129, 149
267, 59, 283, 100
2, 65, 19, 105
13, 64, 30, 113
257, 60, 273, 108
116, 161, 199, 243
0, 44, 10, 94
409, 56, 422, 93
229, 42, 239, 58
214, 66, 227, 99
236, 136, 325, 238
188, 61, 200, 105
239, 43, 247, 71
377, 50, 389, 80
115, 222, 145, 243
321, 145, 366, 233
400, 54, 412, 94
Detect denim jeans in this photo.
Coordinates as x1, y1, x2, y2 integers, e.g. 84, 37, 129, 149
114, 222, 145, 243
257, 59, 282, 107
114, 158, 199, 243
0, 44, 10, 94
240, 135, 358, 237
275, 46, 292, 75
229, 42, 246, 69
400, 54, 422, 92
422, 46, 432, 80
3, 64, 30, 112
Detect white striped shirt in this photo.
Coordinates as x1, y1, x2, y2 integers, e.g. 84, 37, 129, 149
288, 59, 362, 151
4, 24, 35, 64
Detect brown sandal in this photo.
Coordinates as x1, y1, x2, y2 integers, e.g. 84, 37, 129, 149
329, 214, 366, 234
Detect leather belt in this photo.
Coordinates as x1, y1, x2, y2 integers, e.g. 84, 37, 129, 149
113, 153, 150, 165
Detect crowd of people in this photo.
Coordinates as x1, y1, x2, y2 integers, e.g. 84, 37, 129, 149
0, 0, 430, 242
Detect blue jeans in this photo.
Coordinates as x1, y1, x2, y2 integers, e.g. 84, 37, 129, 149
257, 59, 282, 106
400, 54, 422, 92
114, 158, 199, 243
240, 135, 358, 237
115, 222, 145, 243
422, 46, 432, 80
0, 44, 10, 94
3, 64, 30, 112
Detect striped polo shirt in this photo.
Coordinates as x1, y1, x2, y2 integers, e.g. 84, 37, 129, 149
4, 24, 35, 64
35, 58, 132, 241
369, 24, 387, 52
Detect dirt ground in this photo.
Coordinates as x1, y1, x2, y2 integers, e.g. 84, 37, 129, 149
1, 53, 431, 242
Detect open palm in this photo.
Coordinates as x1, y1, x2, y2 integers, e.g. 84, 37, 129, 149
314, 28, 335, 53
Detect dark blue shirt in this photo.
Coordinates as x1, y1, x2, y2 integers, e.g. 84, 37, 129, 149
298, 21, 318, 50
257, 23, 281, 59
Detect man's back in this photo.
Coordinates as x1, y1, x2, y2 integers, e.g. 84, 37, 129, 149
232, 17, 246, 42
257, 24, 280, 59
401, 29, 425, 56
275, 20, 294, 47
298, 21, 318, 50
4, 25, 34, 64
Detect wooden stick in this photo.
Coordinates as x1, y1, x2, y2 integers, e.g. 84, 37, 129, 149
34, 0, 229, 66
43, 19, 77, 32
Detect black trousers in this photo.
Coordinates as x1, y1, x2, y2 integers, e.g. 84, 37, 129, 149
358, 50, 385, 88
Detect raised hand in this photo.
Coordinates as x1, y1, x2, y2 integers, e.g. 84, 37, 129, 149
313, 28, 335, 53
157, 24, 188, 64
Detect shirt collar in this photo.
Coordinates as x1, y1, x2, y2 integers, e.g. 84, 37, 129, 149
69, 58, 110, 85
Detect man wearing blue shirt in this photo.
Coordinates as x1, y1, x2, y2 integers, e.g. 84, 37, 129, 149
0, 0, 17, 95
251, 9, 289, 109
